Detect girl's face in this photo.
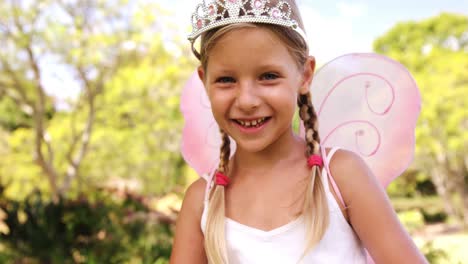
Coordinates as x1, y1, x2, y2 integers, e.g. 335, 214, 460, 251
198, 27, 313, 153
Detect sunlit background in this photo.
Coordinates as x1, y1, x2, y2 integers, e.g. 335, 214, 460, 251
0, 0, 467, 263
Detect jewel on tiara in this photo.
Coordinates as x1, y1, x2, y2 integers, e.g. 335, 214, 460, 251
188, 0, 307, 44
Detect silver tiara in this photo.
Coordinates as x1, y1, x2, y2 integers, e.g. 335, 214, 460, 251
188, 0, 307, 43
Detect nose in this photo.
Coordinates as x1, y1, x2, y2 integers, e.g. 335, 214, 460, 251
235, 80, 260, 112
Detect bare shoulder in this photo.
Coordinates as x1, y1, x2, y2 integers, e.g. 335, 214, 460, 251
327, 148, 380, 204
170, 177, 208, 264
175, 177, 207, 231
328, 148, 370, 176
326, 149, 428, 263
183, 177, 207, 214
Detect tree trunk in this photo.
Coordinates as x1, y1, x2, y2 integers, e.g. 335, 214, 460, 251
463, 194, 468, 229
464, 154, 468, 228
431, 167, 456, 217
457, 174, 468, 228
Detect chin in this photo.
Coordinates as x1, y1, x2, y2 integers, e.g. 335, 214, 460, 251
233, 138, 272, 154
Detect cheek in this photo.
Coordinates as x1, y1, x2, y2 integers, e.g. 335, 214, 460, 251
208, 90, 232, 126
268, 88, 298, 116
274, 94, 297, 129
283, 98, 298, 122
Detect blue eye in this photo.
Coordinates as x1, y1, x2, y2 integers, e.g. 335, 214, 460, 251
261, 73, 279, 80
216, 76, 236, 83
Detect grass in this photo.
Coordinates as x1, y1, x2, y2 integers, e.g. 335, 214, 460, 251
415, 233, 468, 264
392, 196, 468, 264
391, 196, 445, 212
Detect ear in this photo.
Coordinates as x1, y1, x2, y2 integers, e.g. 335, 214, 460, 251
197, 66, 205, 83
299, 56, 316, 94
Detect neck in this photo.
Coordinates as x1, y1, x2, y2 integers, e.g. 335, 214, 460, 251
231, 127, 306, 179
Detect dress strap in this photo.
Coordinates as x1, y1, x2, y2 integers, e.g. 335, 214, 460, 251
321, 146, 345, 207
320, 146, 331, 192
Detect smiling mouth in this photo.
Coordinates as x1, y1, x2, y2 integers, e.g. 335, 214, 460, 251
233, 117, 271, 128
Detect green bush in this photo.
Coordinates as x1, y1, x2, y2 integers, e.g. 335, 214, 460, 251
421, 241, 449, 264
0, 187, 174, 263
391, 196, 444, 213
420, 208, 448, 224
397, 209, 425, 233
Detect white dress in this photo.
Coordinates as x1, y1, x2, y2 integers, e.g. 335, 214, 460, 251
200, 147, 368, 264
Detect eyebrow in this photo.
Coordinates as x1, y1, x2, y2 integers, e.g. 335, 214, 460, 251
256, 63, 287, 72
209, 62, 287, 73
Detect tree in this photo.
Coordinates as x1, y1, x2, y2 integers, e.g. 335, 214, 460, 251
374, 13, 468, 226
0, 0, 194, 200
0, 96, 35, 131
77, 37, 195, 195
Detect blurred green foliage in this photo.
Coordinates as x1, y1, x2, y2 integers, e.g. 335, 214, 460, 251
0, 0, 196, 200
398, 209, 425, 233
0, 185, 173, 263
420, 241, 450, 264
392, 196, 444, 213
375, 13, 468, 225
0, 96, 33, 131
0, 0, 191, 260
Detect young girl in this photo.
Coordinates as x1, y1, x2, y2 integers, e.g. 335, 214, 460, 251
171, 0, 427, 263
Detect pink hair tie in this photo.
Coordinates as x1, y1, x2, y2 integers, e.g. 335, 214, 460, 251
307, 155, 323, 168
215, 172, 230, 187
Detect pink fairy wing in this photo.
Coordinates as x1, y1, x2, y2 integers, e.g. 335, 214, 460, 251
180, 72, 236, 178
308, 53, 421, 187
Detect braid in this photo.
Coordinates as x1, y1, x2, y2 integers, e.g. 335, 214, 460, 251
297, 91, 329, 260
218, 130, 231, 174
205, 129, 231, 264
298, 92, 321, 155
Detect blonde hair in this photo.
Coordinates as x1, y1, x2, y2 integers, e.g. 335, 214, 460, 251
197, 1, 329, 263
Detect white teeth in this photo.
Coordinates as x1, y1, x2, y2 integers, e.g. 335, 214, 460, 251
236, 118, 268, 128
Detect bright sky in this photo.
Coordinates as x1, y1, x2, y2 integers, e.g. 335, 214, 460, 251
165, 0, 468, 63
